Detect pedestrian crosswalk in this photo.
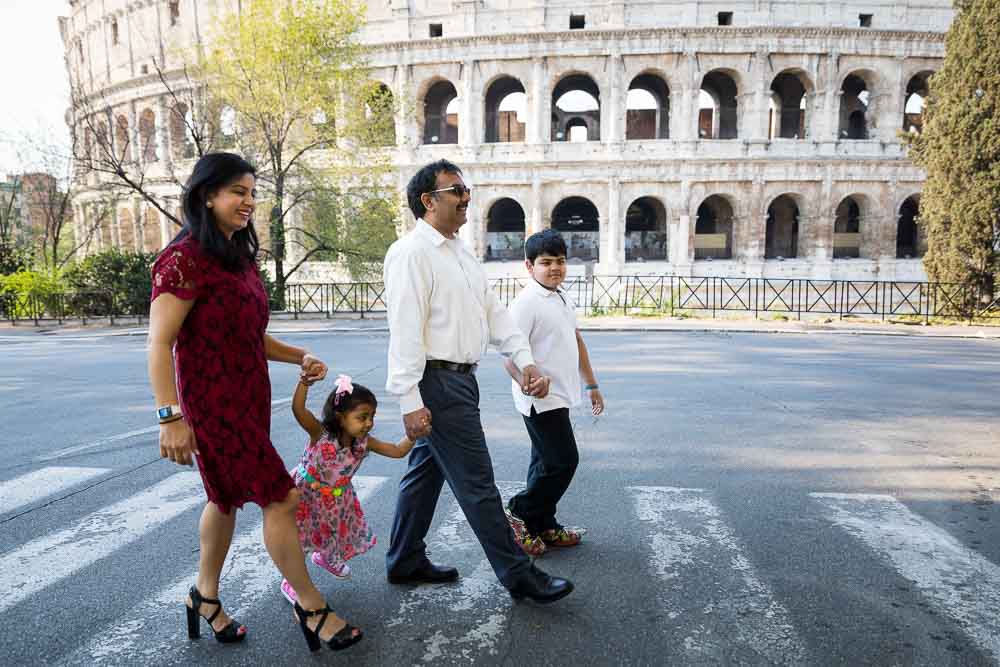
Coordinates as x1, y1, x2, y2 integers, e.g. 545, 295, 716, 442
1, 466, 999, 665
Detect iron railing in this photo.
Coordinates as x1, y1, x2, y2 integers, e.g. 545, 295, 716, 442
3, 276, 998, 324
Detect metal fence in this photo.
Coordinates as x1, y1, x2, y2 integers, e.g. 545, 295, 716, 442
281, 275, 1000, 323
4, 275, 998, 324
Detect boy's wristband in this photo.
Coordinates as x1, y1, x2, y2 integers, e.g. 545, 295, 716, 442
585, 384, 599, 390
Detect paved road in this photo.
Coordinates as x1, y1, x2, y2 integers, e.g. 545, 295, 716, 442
1, 330, 998, 666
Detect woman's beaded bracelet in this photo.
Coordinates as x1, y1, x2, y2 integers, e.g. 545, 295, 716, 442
159, 414, 183, 425
585, 384, 599, 390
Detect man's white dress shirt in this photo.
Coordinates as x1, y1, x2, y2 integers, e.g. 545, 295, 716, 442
509, 280, 581, 417
384, 219, 535, 414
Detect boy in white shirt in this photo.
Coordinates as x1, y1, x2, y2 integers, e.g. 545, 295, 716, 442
503, 229, 605, 556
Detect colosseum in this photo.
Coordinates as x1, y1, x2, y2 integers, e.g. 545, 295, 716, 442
61, 0, 951, 282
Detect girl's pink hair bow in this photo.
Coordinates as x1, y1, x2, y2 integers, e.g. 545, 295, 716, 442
333, 374, 354, 404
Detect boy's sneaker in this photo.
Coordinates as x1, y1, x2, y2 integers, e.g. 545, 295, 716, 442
539, 527, 586, 548
312, 551, 351, 579
280, 578, 299, 605
504, 505, 547, 557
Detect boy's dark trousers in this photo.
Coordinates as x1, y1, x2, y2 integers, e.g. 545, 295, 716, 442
507, 407, 579, 535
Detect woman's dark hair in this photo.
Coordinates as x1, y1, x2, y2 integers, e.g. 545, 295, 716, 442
321, 382, 378, 443
524, 229, 568, 263
407, 159, 462, 219
169, 152, 259, 271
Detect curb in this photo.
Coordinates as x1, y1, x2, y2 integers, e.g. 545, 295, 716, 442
2, 324, 998, 341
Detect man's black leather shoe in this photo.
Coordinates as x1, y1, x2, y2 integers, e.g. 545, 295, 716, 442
508, 568, 574, 603
387, 562, 460, 585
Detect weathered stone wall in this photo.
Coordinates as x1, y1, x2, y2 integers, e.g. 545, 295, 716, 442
63, 0, 951, 282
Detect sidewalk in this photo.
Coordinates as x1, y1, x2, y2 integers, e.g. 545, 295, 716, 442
2, 313, 998, 340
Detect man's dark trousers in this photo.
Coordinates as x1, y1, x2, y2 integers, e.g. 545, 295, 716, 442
386, 366, 532, 587
507, 407, 579, 535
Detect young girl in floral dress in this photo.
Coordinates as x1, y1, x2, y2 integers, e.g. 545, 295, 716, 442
281, 375, 414, 603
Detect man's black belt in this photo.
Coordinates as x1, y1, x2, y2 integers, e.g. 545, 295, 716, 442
426, 360, 478, 374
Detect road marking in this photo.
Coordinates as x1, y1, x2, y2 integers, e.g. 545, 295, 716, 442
79, 475, 388, 663
387, 481, 523, 664
811, 492, 1000, 661
0, 472, 203, 612
628, 486, 808, 665
36, 397, 294, 462
0, 466, 108, 514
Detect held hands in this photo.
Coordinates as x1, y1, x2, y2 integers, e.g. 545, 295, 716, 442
159, 418, 198, 467
403, 407, 433, 441
589, 387, 605, 416
521, 364, 550, 399
300, 353, 327, 384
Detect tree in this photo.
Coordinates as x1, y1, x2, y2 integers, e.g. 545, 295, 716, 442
907, 0, 1000, 309
194, 0, 397, 303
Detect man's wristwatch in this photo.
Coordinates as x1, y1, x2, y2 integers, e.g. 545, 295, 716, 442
157, 404, 182, 423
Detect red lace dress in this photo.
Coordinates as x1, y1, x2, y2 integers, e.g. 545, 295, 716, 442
151, 237, 293, 513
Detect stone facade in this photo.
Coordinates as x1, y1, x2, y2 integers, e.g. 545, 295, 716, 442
62, 0, 951, 282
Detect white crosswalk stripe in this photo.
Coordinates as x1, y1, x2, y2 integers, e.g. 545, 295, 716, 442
811, 492, 1000, 662
386, 481, 523, 664
76, 475, 389, 664
0, 471, 203, 612
4, 467, 1000, 665
0, 466, 109, 514
628, 486, 809, 665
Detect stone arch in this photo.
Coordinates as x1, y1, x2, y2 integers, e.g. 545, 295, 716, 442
769, 70, 812, 139
839, 70, 876, 140
169, 102, 194, 159
552, 196, 600, 262
114, 114, 130, 162
117, 207, 135, 250
833, 195, 866, 259
485, 197, 526, 261
695, 194, 735, 260
218, 105, 237, 148
138, 107, 157, 162
765, 194, 802, 259
625, 196, 668, 261
365, 81, 397, 147
552, 73, 601, 142
626, 72, 669, 140
484, 75, 527, 143
896, 194, 924, 259
142, 207, 160, 252
903, 70, 934, 134
421, 79, 459, 145
699, 69, 740, 139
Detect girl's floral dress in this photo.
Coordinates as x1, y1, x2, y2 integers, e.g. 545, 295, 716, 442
292, 433, 375, 568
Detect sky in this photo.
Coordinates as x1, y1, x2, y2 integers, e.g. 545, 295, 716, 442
0, 1, 72, 177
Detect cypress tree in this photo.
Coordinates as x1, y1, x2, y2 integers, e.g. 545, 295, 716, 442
908, 0, 1000, 309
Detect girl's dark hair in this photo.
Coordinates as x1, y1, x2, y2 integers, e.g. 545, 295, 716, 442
168, 152, 259, 271
321, 382, 378, 442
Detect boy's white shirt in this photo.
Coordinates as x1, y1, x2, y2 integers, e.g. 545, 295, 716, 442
509, 279, 582, 416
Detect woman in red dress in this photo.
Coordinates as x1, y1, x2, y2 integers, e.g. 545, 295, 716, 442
147, 152, 362, 652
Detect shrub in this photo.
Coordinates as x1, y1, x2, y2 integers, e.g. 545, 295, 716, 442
62, 249, 157, 317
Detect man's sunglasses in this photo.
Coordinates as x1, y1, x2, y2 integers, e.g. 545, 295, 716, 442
426, 184, 472, 198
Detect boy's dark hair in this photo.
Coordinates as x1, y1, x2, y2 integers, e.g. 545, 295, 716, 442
168, 152, 259, 271
321, 382, 378, 443
406, 159, 462, 219
524, 229, 568, 263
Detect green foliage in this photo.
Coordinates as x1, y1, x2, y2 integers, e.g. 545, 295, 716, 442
0, 243, 32, 275
300, 185, 400, 280
907, 0, 1000, 306
0, 269, 65, 319
194, 0, 397, 291
62, 248, 157, 316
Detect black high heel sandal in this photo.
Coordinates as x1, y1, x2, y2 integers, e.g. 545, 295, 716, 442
185, 585, 247, 643
293, 602, 363, 652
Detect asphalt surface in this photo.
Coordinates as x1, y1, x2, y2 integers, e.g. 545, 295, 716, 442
0, 330, 998, 666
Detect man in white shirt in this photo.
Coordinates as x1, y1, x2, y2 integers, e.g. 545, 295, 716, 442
383, 160, 574, 604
